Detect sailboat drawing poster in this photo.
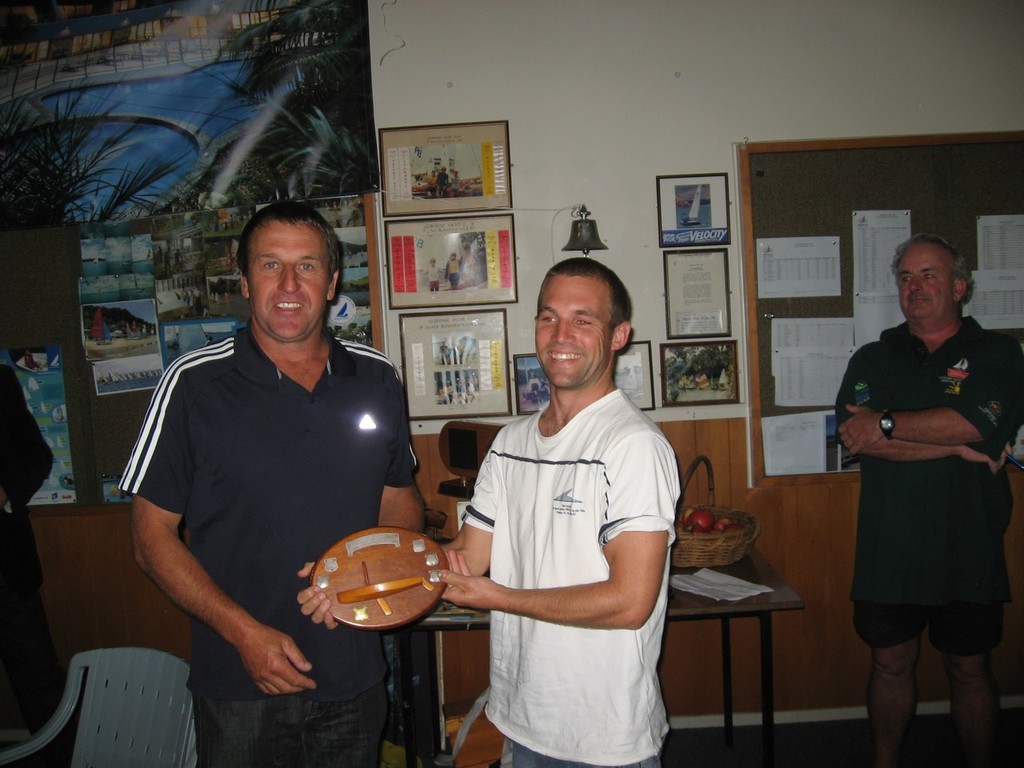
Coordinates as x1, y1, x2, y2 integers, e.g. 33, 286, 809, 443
657, 173, 731, 247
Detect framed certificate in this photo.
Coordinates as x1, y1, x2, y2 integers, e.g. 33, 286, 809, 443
399, 309, 511, 419
379, 121, 512, 216
664, 249, 731, 338
385, 214, 517, 309
615, 340, 656, 410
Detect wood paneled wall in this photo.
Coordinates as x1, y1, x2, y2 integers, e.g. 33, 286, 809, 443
6, 417, 1022, 730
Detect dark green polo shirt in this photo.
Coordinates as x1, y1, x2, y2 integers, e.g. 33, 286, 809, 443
836, 317, 1024, 604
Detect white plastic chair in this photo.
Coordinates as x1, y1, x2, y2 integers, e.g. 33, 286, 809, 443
0, 647, 196, 768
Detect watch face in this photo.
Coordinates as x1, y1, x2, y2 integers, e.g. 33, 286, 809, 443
880, 415, 895, 434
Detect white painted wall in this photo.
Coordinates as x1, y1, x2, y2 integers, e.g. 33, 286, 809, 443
367, 0, 1024, 436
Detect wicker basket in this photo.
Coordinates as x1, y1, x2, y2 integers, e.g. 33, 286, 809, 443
672, 455, 761, 568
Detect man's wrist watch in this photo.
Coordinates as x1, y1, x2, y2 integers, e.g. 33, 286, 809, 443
879, 411, 895, 440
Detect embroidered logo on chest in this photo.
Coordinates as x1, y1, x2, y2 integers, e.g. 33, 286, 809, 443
941, 357, 970, 395
980, 400, 1003, 426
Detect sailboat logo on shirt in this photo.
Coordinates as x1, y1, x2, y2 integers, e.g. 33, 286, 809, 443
942, 358, 969, 395
948, 358, 969, 377
553, 489, 583, 517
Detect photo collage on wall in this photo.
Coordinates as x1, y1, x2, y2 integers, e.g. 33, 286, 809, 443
74, 195, 372, 396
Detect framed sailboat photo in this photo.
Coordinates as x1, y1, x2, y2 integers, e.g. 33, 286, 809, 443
656, 173, 730, 248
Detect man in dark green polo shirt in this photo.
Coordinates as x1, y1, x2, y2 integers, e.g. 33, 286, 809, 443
836, 233, 1024, 768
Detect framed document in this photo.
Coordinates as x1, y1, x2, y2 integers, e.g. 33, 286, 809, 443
656, 173, 730, 248
386, 214, 517, 309
379, 121, 512, 217
399, 309, 511, 419
664, 249, 731, 338
615, 340, 656, 410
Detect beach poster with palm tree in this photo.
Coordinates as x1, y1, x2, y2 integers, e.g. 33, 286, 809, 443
0, 1, 377, 229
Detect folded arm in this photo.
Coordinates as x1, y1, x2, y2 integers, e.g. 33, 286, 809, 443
837, 404, 1006, 472
838, 404, 980, 455
441, 527, 669, 630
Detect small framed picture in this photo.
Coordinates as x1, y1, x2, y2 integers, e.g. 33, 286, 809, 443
513, 354, 549, 414
514, 342, 655, 414
664, 249, 731, 338
660, 340, 739, 406
385, 214, 517, 309
379, 120, 512, 217
615, 340, 656, 410
399, 309, 511, 419
656, 173, 730, 248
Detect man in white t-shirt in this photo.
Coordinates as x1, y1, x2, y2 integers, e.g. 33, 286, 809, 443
440, 257, 680, 767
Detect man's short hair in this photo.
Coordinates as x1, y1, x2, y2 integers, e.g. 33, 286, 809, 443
236, 200, 341, 277
891, 233, 974, 305
538, 257, 632, 327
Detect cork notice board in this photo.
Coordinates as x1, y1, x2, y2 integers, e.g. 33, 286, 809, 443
737, 132, 1024, 486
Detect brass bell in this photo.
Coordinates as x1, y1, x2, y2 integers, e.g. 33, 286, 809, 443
562, 205, 608, 256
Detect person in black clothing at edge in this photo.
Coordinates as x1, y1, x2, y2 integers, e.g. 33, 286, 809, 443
0, 363, 72, 767
836, 233, 1024, 768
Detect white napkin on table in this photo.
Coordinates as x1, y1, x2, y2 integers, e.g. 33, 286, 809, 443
670, 568, 773, 601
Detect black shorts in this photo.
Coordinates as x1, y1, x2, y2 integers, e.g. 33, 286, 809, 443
853, 600, 1004, 656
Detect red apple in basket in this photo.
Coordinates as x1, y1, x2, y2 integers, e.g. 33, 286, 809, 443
684, 506, 716, 533
712, 516, 734, 533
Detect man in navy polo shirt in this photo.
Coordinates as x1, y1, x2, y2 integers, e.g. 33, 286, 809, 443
122, 201, 423, 768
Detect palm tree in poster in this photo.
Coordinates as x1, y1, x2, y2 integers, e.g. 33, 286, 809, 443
190, 0, 376, 206
0, 1, 376, 226
0, 94, 187, 228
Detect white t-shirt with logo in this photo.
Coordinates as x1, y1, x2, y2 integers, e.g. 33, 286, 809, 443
463, 390, 679, 765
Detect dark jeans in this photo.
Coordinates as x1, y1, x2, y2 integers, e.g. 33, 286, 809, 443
0, 583, 71, 767
511, 740, 661, 768
193, 681, 386, 768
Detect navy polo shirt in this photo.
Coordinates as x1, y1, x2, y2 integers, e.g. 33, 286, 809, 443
123, 328, 416, 700
836, 317, 1024, 605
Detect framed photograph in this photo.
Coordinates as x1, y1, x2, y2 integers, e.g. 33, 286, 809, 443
615, 340, 656, 410
386, 214, 518, 309
513, 354, 549, 415
514, 341, 654, 415
660, 341, 739, 406
664, 250, 731, 338
656, 173, 730, 248
399, 309, 511, 419
379, 121, 512, 217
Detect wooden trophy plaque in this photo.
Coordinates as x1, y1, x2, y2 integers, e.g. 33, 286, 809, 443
309, 526, 449, 630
